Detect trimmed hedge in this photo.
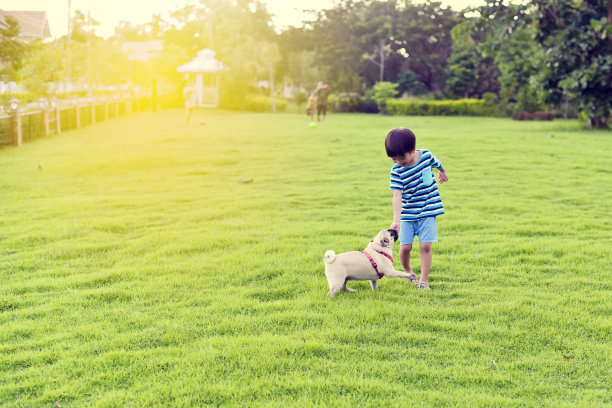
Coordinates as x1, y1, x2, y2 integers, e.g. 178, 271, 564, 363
385, 98, 486, 116
243, 95, 287, 112
329, 93, 378, 113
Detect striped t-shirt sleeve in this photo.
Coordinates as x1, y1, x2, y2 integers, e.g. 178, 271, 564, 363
429, 153, 442, 169
390, 169, 403, 190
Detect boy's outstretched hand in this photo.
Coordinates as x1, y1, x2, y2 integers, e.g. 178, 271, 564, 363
390, 223, 400, 232
438, 169, 449, 184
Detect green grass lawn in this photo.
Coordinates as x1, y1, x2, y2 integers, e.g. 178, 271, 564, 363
0, 109, 610, 407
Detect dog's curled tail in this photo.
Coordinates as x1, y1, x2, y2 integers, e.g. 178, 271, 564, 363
323, 250, 336, 264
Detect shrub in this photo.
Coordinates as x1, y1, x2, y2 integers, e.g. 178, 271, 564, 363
371, 82, 399, 114
329, 93, 378, 113
397, 70, 429, 96
242, 95, 287, 112
385, 98, 486, 116
481, 92, 500, 116
293, 91, 307, 109
533, 111, 554, 120
512, 111, 532, 120
0, 92, 29, 108
512, 111, 555, 121
482, 92, 498, 105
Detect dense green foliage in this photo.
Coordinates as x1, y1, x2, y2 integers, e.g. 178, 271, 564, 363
535, 0, 612, 128
0, 15, 26, 79
0, 111, 610, 406
328, 93, 379, 113
371, 81, 399, 113
444, 22, 500, 99
242, 94, 287, 112
478, 0, 612, 127
2, 1, 611, 126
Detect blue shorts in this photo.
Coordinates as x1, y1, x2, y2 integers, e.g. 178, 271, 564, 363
399, 216, 438, 245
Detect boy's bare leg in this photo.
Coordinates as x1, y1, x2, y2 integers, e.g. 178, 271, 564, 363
419, 242, 432, 284
399, 244, 414, 275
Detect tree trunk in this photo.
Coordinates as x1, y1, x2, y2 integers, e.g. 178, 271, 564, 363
269, 63, 276, 113
379, 41, 385, 82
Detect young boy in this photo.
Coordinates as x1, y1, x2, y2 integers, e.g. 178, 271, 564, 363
306, 92, 317, 121
385, 128, 448, 290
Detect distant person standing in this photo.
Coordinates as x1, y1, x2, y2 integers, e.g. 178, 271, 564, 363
183, 83, 197, 124
315, 81, 331, 122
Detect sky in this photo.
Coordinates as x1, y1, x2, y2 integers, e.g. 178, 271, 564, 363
1, 0, 488, 39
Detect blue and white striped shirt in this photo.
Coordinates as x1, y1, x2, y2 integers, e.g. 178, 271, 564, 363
389, 149, 444, 221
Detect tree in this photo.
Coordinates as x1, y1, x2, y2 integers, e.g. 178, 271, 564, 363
444, 24, 479, 98
260, 42, 281, 112
113, 21, 149, 41
371, 81, 398, 113
277, 25, 317, 86
285, 50, 326, 92
16, 42, 64, 98
535, 0, 612, 128
161, 0, 277, 108
310, 0, 372, 91
150, 43, 190, 92
309, 0, 462, 92
481, 0, 612, 129
494, 25, 543, 112
357, 1, 395, 82
394, 1, 463, 92
0, 15, 27, 80
397, 70, 428, 96
445, 21, 501, 99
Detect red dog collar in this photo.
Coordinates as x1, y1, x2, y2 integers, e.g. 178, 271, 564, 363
363, 250, 393, 279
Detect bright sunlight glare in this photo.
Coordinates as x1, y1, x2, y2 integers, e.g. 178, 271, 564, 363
2, 0, 488, 39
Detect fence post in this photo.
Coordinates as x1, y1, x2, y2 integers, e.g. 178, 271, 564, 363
50, 97, 61, 135
104, 97, 109, 120
152, 79, 157, 112
42, 109, 49, 137
9, 98, 22, 146
38, 97, 49, 137
127, 95, 132, 114
73, 98, 81, 128
91, 98, 96, 124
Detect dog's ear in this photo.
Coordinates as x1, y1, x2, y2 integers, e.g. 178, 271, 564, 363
388, 229, 398, 242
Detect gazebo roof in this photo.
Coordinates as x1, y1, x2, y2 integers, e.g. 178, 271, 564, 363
177, 49, 223, 73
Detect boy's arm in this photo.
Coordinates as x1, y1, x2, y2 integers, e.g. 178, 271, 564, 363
430, 152, 448, 184
438, 166, 448, 184
391, 190, 402, 231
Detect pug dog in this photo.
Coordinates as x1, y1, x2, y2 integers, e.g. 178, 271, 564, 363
323, 229, 414, 297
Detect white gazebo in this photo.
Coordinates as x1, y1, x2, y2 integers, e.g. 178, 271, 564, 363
177, 49, 223, 108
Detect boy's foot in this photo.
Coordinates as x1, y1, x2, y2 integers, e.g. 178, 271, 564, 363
416, 282, 430, 290
403, 271, 418, 284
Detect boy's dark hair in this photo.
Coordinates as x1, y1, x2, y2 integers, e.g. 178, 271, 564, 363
385, 128, 416, 157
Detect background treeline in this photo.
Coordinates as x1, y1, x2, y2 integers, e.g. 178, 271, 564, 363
1, 0, 610, 128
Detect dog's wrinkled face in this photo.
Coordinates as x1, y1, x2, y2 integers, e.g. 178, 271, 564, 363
375, 229, 398, 248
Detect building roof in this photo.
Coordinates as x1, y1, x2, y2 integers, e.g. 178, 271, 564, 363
0, 10, 51, 40
122, 40, 164, 61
